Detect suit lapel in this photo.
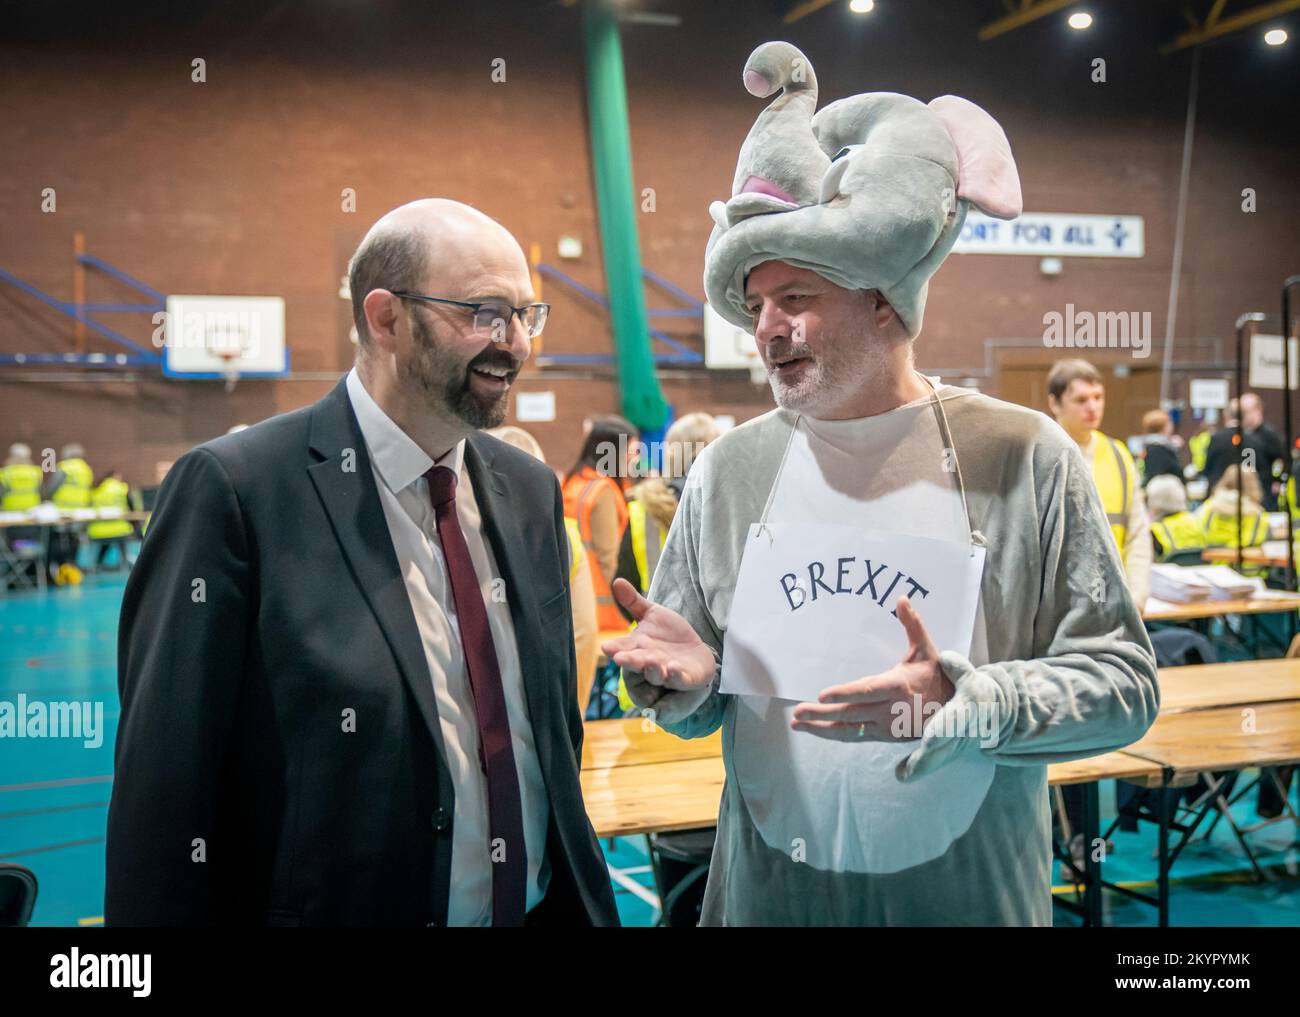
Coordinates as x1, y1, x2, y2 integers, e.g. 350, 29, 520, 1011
306, 380, 451, 771
464, 435, 555, 783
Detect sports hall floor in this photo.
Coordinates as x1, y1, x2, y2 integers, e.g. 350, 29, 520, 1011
2, 568, 1297, 927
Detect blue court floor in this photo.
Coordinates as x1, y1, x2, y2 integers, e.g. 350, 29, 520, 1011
2, 567, 1297, 927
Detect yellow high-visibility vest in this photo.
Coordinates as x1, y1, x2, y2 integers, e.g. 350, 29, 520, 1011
626, 499, 669, 594
1091, 431, 1139, 551
564, 517, 583, 582
0, 462, 42, 511
1152, 511, 1206, 557
1283, 476, 1300, 520
51, 457, 93, 509
562, 465, 629, 630
87, 477, 134, 540
1194, 503, 1268, 548
1188, 430, 1211, 474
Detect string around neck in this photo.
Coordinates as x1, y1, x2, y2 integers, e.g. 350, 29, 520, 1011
755, 376, 984, 557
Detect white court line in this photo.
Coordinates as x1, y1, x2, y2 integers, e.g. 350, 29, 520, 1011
607, 863, 660, 911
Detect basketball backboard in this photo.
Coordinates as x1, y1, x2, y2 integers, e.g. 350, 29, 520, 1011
160, 295, 289, 380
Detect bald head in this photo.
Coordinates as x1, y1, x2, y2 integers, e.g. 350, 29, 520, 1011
348, 198, 528, 346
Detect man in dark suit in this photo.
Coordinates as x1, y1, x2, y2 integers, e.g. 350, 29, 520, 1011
106, 199, 618, 926
1203, 394, 1284, 508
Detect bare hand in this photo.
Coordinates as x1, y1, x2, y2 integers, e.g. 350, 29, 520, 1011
600, 578, 717, 692
790, 595, 954, 742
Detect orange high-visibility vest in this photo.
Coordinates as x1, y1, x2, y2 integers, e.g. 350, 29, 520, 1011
563, 464, 629, 630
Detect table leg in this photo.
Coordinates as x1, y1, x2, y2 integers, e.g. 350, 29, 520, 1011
38, 524, 50, 592
1158, 772, 1172, 928
1081, 779, 1103, 927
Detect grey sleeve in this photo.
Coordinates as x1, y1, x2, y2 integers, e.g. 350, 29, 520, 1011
897, 440, 1161, 780
621, 465, 729, 740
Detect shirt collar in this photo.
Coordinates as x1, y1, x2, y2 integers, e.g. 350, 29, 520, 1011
345, 367, 464, 495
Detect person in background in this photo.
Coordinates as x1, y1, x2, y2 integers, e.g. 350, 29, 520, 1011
1195, 465, 1269, 549
1203, 397, 1277, 505
1, 443, 44, 586
44, 442, 94, 585
1280, 449, 1300, 525
1145, 474, 1205, 559
1240, 392, 1285, 510
1047, 359, 1150, 611
44, 442, 93, 508
620, 477, 673, 598
1, 443, 42, 511
663, 412, 722, 501
1139, 409, 1182, 487
489, 425, 600, 717
1187, 423, 1212, 478
87, 468, 136, 570
619, 411, 723, 595
562, 415, 639, 630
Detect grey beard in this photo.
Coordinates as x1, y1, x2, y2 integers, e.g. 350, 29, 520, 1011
409, 312, 512, 429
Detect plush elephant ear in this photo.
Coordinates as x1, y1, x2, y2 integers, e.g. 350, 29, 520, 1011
927, 95, 1022, 220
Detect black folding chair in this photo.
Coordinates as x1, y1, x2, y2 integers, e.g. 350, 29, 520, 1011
1160, 548, 1213, 566
0, 864, 38, 927
647, 827, 715, 927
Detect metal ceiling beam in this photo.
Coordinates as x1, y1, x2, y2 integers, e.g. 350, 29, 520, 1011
978, 0, 1081, 41
1162, 0, 1300, 52
783, 0, 838, 25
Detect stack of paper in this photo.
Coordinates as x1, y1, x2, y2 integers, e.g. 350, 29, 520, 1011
1150, 563, 1214, 603
1186, 565, 1258, 600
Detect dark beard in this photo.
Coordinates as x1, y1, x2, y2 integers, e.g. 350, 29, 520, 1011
408, 310, 516, 429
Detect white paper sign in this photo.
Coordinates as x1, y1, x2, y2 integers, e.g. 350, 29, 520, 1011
1248, 334, 1300, 391
720, 524, 985, 703
1189, 378, 1229, 410
515, 390, 556, 422
954, 212, 1145, 258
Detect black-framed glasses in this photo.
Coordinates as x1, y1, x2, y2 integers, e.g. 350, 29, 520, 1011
390, 291, 549, 340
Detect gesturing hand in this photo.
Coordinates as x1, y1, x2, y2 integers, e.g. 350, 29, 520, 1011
599, 578, 717, 692
790, 595, 955, 742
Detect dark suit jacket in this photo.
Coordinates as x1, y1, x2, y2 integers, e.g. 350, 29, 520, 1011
1140, 438, 1182, 487
105, 378, 618, 926
1204, 425, 1282, 509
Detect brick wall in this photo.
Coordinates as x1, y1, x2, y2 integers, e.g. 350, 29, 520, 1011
2, 1, 1297, 485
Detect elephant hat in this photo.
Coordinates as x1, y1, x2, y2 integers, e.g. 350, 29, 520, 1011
704, 41, 1023, 339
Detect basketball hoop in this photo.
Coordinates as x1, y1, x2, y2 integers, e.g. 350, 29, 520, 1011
162, 295, 287, 383
214, 350, 241, 392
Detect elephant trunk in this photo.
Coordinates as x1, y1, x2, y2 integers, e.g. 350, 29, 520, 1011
728, 42, 830, 211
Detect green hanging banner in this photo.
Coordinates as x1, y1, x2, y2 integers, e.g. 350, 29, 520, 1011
583, 2, 669, 433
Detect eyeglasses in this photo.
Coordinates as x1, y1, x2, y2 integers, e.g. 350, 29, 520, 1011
389, 291, 549, 340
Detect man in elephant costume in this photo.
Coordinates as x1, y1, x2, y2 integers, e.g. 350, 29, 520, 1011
602, 42, 1159, 926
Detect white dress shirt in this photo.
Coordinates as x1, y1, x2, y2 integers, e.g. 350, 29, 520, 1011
345, 367, 550, 925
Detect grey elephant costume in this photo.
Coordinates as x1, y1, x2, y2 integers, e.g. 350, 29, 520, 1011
704, 40, 1021, 338
622, 42, 1160, 925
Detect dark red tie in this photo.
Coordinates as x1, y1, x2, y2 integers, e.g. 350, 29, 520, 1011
425, 464, 527, 927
